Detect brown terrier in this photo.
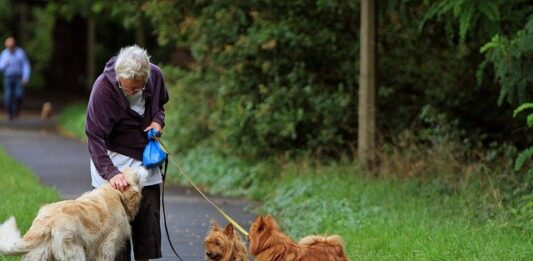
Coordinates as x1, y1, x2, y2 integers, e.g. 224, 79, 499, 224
40, 102, 53, 121
204, 220, 248, 261
248, 215, 349, 261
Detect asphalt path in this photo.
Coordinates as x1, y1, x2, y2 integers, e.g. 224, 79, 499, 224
0, 113, 255, 260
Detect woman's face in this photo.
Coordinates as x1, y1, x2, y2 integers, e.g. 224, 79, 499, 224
118, 78, 146, 96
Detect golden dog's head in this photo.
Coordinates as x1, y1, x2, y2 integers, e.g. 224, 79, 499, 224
204, 220, 247, 261
122, 168, 142, 190
120, 168, 143, 220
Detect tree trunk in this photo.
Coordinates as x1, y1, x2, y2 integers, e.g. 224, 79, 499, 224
358, 0, 377, 170
135, 17, 146, 47
50, 16, 87, 94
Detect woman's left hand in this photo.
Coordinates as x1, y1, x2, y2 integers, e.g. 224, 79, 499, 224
144, 121, 162, 133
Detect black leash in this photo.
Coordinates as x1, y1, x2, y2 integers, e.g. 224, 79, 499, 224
161, 158, 184, 261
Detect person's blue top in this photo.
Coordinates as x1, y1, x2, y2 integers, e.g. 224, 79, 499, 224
0, 47, 31, 82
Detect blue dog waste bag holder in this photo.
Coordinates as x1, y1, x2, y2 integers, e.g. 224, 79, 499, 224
143, 129, 168, 168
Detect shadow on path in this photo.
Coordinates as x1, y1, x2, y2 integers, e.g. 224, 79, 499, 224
0, 112, 255, 261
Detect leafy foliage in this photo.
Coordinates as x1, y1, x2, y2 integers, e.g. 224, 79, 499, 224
24, 7, 55, 89
13, 0, 527, 159
421, 0, 502, 43
147, 0, 359, 157
515, 147, 533, 172
514, 103, 533, 128
162, 66, 219, 154
479, 14, 533, 206
0, 0, 13, 40
481, 15, 533, 106
48, 0, 148, 29
512, 103, 532, 174
147, 0, 531, 158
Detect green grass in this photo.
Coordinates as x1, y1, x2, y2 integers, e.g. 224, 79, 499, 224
57, 102, 87, 141
0, 146, 60, 261
172, 146, 533, 260
260, 165, 532, 260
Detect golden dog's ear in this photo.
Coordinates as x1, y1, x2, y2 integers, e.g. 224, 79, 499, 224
223, 223, 235, 237
122, 168, 140, 186
121, 188, 142, 219
122, 167, 134, 175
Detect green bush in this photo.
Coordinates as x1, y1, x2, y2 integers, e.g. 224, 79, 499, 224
481, 15, 533, 106
148, 0, 531, 159
25, 7, 55, 90
58, 102, 87, 141
0, 0, 13, 41
149, 0, 359, 158
162, 66, 219, 154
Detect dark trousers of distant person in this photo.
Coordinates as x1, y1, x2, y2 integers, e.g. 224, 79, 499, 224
3, 75, 23, 121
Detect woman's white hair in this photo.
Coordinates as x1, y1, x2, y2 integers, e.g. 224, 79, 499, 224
114, 45, 151, 81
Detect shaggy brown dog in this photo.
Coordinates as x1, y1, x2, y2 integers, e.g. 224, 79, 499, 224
204, 220, 248, 261
40, 102, 53, 121
248, 215, 349, 261
0, 168, 143, 261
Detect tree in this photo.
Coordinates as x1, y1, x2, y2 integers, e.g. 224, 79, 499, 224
358, 0, 377, 170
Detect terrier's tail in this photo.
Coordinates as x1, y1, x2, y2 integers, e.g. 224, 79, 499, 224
299, 234, 348, 259
299, 234, 344, 247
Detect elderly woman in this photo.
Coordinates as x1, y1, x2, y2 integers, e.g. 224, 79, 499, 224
85, 45, 169, 261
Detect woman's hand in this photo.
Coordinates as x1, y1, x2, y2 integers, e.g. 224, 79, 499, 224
110, 173, 129, 191
144, 121, 162, 134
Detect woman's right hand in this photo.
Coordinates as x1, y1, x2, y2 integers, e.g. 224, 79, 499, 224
110, 173, 129, 191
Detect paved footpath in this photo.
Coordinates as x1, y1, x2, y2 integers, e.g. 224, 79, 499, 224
0, 113, 255, 261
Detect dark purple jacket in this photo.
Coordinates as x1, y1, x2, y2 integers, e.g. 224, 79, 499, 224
85, 57, 169, 180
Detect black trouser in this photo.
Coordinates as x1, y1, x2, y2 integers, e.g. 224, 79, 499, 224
115, 184, 162, 261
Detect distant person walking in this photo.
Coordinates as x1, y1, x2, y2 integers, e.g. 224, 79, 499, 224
0, 36, 31, 121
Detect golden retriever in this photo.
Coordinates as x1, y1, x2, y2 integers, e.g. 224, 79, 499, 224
0, 168, 143, 261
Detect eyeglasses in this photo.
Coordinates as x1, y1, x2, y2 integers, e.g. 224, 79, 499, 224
118, 79, 147, 93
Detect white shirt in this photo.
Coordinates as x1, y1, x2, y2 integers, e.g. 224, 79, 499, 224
90, 89, 162, 188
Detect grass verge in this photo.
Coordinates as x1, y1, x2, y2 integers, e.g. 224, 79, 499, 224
172, 145, 533, 260
57, 102, 87, 142
0, 146, 61, 261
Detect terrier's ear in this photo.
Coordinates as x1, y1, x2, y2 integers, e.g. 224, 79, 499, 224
263, 215, 278, 229
210, 220, 221, 231
223, 223, 235, 237
256, 216, 266, 232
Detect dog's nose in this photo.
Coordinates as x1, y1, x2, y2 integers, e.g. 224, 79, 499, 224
206, 252, 221, 260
